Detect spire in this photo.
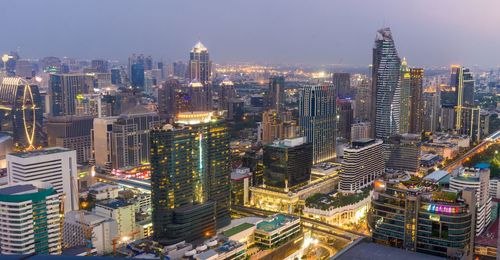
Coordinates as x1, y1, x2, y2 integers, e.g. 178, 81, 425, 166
192, 41, 208, 53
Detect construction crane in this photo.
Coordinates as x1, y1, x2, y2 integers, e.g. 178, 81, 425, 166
112, 230, 140, 256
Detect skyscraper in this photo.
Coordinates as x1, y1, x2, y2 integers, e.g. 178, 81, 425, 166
268, 76, 285, 112
337, 99, 354, 140
451, 66, 476, 132
340, 139, 384, 193
150, 112, 230, 244
399, 59, 411, 134
130, 63, 145, 90
409, 68, 424, 134
0, 77, 43, 149
263, 137, 313, 191
188, 42, 212, 86
188, 79, 212, 111
91, 59, 109, 73
219, 77, 236, 113
0, 182, 61, 255
422, 91, 440, 133
383, 134, 421, 173
158, 79, 179, 121
299, 83, 336, 164
371, 27, 401, 139
333, 72, 351, 98
354, 79, 371, 122
49, 74, 94, 116
7, 147, 78, 213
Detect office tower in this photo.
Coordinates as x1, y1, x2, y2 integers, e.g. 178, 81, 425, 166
188, 79, 212, 111
0, 77, 43, 149
92, 117, 118, 172
188, 42, 212, 85
63, 211, 118, 255
399, 58, 411, 133
150, 112, 230, 244
268, 76, 285, 112
172, 61, 187, 78
0, 182, 61, 255
351, 122, 371, 142
370, 180, 476, 258
157, 61, 165, 80
46, 115, 94, 164
230, 168, 252, 207
298, 83, 336, 164
371, 27, 401, 139
333, 72, 351, 98
15, 59, 33, 78
158, 79, 179, 121
261, 110, 284, 144
458, 107, 481, 142
479, 111, 491, 139
340, 139, 384, 193
110, 68, 121, 85
383, 134, 421, 173
131, 63, 145, 90
263, 137, 313, 191
227, 98, 244, 121
91, 59, 109, 73
7, 147, 78, 213
409, 68, 424, 134
354, 79, 371, 122
219, 77, 236, 113
49, 74, 94, 116
450, 167, 492, 236
422, 91, 440, 133
337, 99, 354, 140
111, 106, 160, 170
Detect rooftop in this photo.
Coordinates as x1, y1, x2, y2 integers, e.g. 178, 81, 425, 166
256, 214, 298, 233
0, 184, 37, 195
223, 223, 254, 237
97, 199, 132, 209
306, 188, 370, 210
9, 147, 71, 158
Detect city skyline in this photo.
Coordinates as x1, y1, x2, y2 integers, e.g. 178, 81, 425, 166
2, 0, 500, 68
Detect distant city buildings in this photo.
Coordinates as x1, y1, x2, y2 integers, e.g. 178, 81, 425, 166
268, 76, 285, 112
337, 99, 354, 141
46, 115, 93, 164
188, 42, 212, 86
49, 74, 94, 116
333, 72, 351, 98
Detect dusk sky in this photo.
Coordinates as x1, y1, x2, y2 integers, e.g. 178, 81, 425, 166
3, 0, 500, 68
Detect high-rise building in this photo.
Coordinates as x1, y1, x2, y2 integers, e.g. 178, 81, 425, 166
188, 42, 212, 86
188, 79, 212, 111
350, 122, 371, 142
172, 61, 187, 79
299, 83, 336, 164
111, 106, 160, 170
337, 99, 354, 140
458, 106, 481, 143
409, 68, 424, 134
370, 179, 476, 258
333, 72, 351, 98
7, 147, 78, 213
422, 91, 440, 133
268, 76, 285, 112
49, 74, 94, 116
131, 63, 145, 90
92, 117, 119, 172
354, 79, 371, 122
0, 182, 61, 255
0, 77, 43, 149
371, 27, 401, 139
263, 137, 313, 191
150, 112, 230, 244
261, 110, 284, 144
47, 115, 94, 164
219, 77, 236, 113
383, 134, 421, 173
450, 167, 492, 236
158, 79, 179, 121
110, 68, 122, 85
340, 139, 384, 193
91, 59, 109, 73
399, 59, 411, 134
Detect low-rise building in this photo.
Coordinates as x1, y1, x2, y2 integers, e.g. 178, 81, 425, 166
433, 134, 470, 149
230, 167, 252, 206
88, 182, 120, 200
254, 214, 301, 249
94, 199, 136, 238
421, 142, 459, 159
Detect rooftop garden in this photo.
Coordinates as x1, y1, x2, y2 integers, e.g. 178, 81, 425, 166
305, 188, 371, 210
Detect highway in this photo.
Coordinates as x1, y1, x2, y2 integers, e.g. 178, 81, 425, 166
443, 128, 500, 172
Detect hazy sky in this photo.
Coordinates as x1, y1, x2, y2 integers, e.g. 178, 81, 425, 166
3, 0, 500, 68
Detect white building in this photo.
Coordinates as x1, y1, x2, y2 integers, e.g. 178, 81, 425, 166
92, 117, 118, 172
0, 182, 61, 255
450, 167, 492, 236
94, 199, 136, 238
89, 182, 120, 200
131, 193, 151, 213
340, 139, 384, 193
63, 210, 118, 255
490, 179, 500, 199
7, 147, 78, 213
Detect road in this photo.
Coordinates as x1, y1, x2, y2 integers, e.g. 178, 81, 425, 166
443, 129, 500, 172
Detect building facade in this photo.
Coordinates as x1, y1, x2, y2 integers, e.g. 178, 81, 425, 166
268, 76, 285, 112
49, 74, 94, 116
188, 42, 212, 86
46, 115, 93, 164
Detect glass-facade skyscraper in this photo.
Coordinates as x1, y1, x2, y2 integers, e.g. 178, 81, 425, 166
188, 42, 211, 86
150, 112, 230, 245
298, 83, 336, 164
371, 27, 401, 139
268, 76, 285, 112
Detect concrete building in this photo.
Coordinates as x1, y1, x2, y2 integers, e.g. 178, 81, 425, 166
0, 134, 13, 169
92, 116, 118, 172
94, 199, 136, 238
231, 167, 252, 206
383, 134, 421, 173
450, 167, 492, 236
254, 214, 301, 249
88, 182, 121, 201
7, 147, 78, 213
350, 122, 371, 142
46, 115, 94, 164
63, 210, 118, 255
340, 139, 384, 193
0, 182, 61, 255
337, 99, 354, 141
